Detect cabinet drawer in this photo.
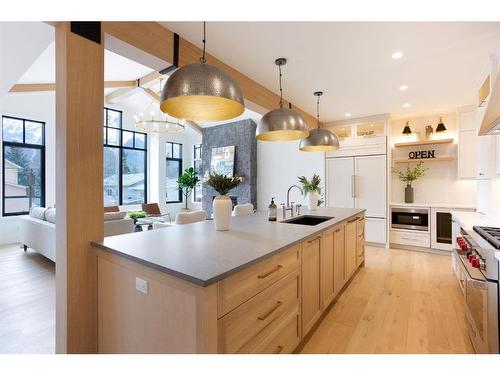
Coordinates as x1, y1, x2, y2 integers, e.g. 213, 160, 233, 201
217, 270, 299, 354
239, 308, 300, 354
390, 230, 430, 248
218, 244, 300, 317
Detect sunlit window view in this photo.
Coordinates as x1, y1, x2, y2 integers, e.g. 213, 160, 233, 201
103, 108, 147, 205
2, 116, 45, 215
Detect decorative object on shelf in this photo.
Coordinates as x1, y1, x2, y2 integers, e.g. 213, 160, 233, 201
425, 125, 434, 139
177, 167, 200, 211
436, 116, 447, 133
393, 161, 427, 203
206, 172, 241, 230
135, 79, 185, 133
298, 174, 322, 210
160, 22, 244, 121
402, 121, 412, 135
256, 58, 309, 141
299, 91, 339, 152
408, 149, 436, 159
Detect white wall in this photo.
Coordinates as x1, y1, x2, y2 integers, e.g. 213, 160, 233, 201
257, 140, 325, 212
390, 113, 477, 207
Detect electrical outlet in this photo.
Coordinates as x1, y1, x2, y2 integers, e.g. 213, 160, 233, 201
135, 277, 148, 295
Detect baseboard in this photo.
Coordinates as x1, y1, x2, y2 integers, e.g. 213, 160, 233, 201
366, 241, 386, 248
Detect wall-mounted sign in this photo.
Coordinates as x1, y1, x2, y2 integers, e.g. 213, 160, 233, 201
408, 150, 435, 159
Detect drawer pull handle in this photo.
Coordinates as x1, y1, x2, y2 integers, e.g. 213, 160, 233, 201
258, 265, 283, 279
274, 345, 284, 354
335, 228, 341, 233
347, 217, 358, 223
257, 301, 283, 321
307, 236, 321, 243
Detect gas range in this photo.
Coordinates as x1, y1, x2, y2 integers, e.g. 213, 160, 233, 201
474, 226, 500, 249
456, 228, 498, 281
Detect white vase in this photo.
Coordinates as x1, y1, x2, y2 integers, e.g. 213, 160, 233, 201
308, 191, 319, 210
212, 195, 232, 231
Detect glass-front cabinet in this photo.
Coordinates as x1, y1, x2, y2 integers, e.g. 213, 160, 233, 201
325, 117, 387, 141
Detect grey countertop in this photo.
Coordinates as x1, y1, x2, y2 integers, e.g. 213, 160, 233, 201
92, 207, 365, 286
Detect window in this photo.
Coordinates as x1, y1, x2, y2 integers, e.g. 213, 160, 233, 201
193, 144, 202, 203
2, 116, 45, 216
166, 141, 182, 203
103, 108, 147, 206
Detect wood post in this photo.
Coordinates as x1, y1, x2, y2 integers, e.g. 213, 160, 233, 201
55, 22, 104, 353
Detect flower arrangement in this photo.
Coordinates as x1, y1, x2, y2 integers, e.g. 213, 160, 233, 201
393, 161, 427, 186
298, 174, 322, 195
206, 172, 241, 196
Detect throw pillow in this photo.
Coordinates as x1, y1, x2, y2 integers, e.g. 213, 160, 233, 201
29, 206, 47, 221
45, 207, 56, 224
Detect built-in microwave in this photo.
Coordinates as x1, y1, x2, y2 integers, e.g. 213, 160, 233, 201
391, 207, 429, 232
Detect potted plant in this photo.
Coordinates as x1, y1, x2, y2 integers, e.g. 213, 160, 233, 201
127, 210, 146, 223
298, 174, 322, 210
177, 167, 200, 211
393, 161, 427, 203
206, 172, 241, 231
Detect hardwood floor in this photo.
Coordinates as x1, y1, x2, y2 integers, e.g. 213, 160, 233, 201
301, 246, 474, 354
0, 244, 55, 353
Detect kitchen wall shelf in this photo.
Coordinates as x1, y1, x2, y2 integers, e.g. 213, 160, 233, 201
393, 156, 455, 163
393, 138, 454, 147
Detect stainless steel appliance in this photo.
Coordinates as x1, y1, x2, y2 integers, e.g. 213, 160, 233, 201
391, 207, 429, 231
453, 228, 499, 353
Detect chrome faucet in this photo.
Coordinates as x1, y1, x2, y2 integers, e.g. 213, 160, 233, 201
282, 185, 303, 218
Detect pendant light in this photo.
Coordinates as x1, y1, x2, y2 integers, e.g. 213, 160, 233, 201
402, 121, 412, 135
436, 116, 447, 133
299, 91, 339, 152
256, 58, 309, 141
160, 22, 245, 122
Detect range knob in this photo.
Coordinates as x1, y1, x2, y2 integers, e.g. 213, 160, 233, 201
471, 258, 481, 268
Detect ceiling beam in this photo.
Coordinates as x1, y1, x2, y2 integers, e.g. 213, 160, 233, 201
105, 87, 140, 104
102, 22, 316, 128
142, 88, 203, 134
10, 80, 137, 93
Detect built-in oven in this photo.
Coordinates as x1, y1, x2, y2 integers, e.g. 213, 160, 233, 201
391, 207, 429, 231
453, 230, 499, 353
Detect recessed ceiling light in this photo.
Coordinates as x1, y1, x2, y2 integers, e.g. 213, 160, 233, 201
403, 103, 411, 108
345, 113, 351, 117
399, 85, 408, 91
392, 51, 404, 60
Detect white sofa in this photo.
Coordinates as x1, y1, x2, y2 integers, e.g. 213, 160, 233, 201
20, 207, 134, 262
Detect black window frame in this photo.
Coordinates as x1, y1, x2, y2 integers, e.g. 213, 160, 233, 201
166, 141, 183, 204
2, 115, 46, 216
193, 144, 202, 203
103, 107, 148, 206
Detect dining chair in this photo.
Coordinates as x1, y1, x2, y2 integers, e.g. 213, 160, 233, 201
141, 203, 172, 224
233, 203, 254, 216
175, 210, 208, 225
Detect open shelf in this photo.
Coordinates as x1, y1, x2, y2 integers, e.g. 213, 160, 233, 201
393, 156, 455, 163
393, 138, 454, 147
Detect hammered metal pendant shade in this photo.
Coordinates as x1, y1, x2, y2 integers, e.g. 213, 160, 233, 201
256, 107, 310, 141
299, 128, 340, 152
160, 62, 245, 122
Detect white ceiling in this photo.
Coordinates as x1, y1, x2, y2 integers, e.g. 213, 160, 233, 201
18, 41, 154, 84
161, 22, 500, 121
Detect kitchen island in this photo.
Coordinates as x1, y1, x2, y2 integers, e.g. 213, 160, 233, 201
92, 207, 365, 353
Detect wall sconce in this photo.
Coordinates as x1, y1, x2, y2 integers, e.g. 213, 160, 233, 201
402, 121, 412, 135
436, 117, 447, 133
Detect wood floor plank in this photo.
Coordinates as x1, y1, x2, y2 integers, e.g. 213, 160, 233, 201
0, 244, 55, 354
301, 246, 474, 354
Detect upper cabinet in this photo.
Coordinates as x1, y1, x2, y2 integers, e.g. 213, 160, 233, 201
457, 107, 478, 179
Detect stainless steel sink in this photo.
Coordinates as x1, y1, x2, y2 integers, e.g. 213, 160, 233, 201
282, 215, 334, 226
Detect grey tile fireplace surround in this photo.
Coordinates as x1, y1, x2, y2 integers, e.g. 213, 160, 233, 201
201, 119, 257, 215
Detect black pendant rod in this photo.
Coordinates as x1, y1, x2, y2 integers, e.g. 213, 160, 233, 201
200, 21, 207, 63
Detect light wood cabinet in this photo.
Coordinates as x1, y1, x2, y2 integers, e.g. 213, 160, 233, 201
96, 214, 365, 354
333, 224, 346, 296
301, 236, 322, 336
356, 217, 365, 266
320, 229, 335, 309
345, 217, 358, 278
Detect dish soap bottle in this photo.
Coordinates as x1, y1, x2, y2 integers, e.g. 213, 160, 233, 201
268, 197, 277, 221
